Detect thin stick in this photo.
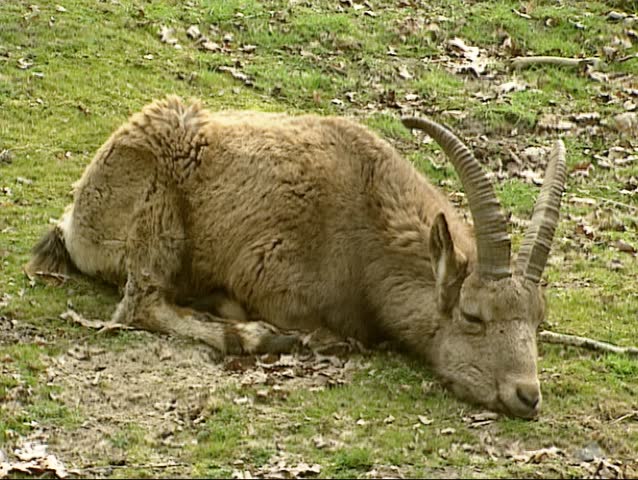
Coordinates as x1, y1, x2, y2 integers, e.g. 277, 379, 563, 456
539, 330, 638, 357
81, 462, 189, 472
617, 53, 638, 63
611, 411, 637, 424
574, 189, 638, 212
511, 56, 601, 70
59, 309, 131, 331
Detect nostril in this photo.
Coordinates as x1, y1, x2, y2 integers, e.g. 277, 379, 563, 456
516, 385, 540, 410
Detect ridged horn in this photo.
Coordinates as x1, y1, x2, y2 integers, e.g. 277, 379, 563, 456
402, 117, 511, 280
515, 140, 567, 283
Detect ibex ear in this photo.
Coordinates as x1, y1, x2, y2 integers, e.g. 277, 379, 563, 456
430, 213, 467, 312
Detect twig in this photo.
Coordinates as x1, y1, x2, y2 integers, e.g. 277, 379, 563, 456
512, 8, 532, 19
81, 462, 189, 472
539, 330, 638, 357
510, 56, 601, 70
617, 53, 638, 63
611, 411, 637, 424
59, 309, 132, 331
574, 188, 638, 212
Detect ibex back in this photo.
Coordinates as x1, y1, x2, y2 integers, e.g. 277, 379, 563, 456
28, 96, 567, 419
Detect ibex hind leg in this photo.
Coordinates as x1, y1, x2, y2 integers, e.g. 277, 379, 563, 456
111, 179, 301, 355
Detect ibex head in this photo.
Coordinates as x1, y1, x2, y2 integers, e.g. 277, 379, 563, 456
404, 118, 567, 419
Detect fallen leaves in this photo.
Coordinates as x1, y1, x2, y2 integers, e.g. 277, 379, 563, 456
614, 239, 636, 256
311, 435, 344, 451
463, 411, 499, 428
232, 455, 321, 479
155, 23, 257, 86
537, 114, 576, 132
0, 441, 76, 479
3, 4, 637, 479
218, 66, 253, 86
364, 465, 404, 479
158, 25, 180, 49
224, 350, 359, 394
508, 445, 563, 464
444, 37, 489, 77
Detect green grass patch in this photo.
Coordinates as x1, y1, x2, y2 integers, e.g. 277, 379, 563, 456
1, 0, 636, 477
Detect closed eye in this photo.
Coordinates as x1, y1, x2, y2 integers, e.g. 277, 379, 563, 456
462, 312, 483, 325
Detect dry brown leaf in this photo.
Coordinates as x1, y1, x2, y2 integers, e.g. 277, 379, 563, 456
497, 79, 527, 95
158, 26, 179, 46
467, 411, 499, 422
447, 37, 480, 61
365, 465, 404, 479
218, 66, 252, 85
613, 112, 638, 136
520, 146, 548, 165
570, 112, 601, 124
509, 446, 562, 464
2, 442, 72, 479
239, 44, 257, 53
569, 196, 597, 206
417, 415, 433, 425
398, 65, 413, 80
575, 219, 596, 240
15, 443, 47, 461
607, 11, 628, 22
311, 436, 343, 451
517, 169, 544, 186
186, 25, 202, 39
201, 40, 221, 52
233, 396, 250, 405
614, 239, 636, 255
250, 454, 321, 479
17, 58, 33, 70
537, 114, 575, 132
581, 458, 624, 479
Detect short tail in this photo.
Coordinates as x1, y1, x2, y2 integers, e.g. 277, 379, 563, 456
25, 226, 77, 276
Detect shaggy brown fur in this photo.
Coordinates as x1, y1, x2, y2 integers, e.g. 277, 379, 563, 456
29, 96, 555, 418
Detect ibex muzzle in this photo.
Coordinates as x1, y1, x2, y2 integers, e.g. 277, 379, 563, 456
28, 97, 566, 419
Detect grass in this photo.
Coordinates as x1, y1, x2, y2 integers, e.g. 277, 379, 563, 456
1, 0, 637, 477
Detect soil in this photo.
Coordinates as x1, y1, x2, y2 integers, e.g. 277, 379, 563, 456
1, 316, 364, 478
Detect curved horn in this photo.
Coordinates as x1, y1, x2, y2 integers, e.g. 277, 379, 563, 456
402, 117, 511, 280
515, 140, 567, 283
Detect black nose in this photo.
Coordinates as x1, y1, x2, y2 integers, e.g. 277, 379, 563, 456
516, 384, 541, 410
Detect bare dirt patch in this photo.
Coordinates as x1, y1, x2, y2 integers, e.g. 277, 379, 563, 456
1, 316, 364, 478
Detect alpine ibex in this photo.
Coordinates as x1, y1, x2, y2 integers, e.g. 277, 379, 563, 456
28, 96, 566, 418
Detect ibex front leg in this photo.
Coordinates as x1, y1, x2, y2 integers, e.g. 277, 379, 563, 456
111, 178, 300, 355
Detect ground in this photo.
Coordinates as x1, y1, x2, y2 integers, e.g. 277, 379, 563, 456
0, 0, 637, 478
